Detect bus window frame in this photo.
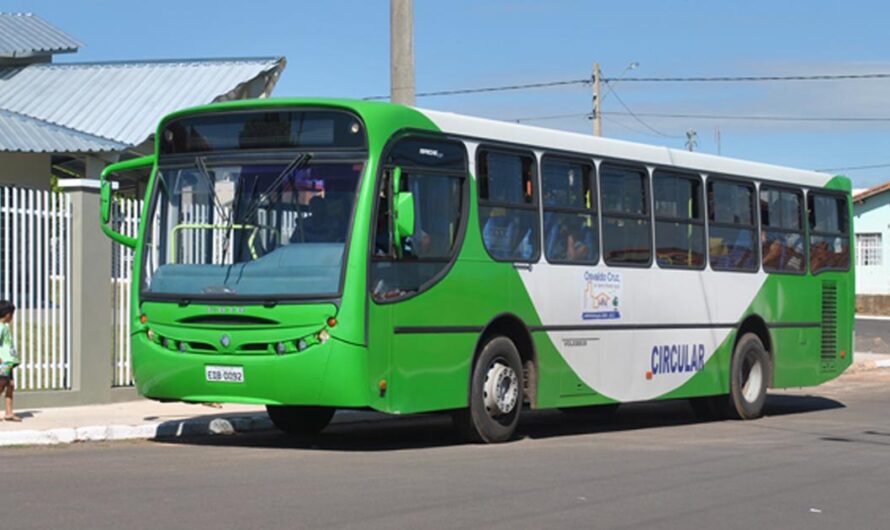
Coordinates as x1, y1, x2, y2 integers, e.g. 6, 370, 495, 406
540, 153, 599, 266
651, 168, 707, 271
806, 189, 851, 275
598, 161, 653, 268
706, 175, 761, 274
759, 184, 807, 276
476, 145, 542, 264
369, 131, 471, 305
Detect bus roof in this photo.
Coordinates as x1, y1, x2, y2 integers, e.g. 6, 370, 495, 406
419, 108, 843, 190
155, 97, 844, 190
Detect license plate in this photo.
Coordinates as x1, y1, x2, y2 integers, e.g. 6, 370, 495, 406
205, 365, 244, 383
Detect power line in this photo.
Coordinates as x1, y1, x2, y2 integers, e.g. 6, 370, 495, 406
816, 162, 890, 172
364, 71, 890, 101
363, 79, 589, 100
603, 112, 890, 123
612, 73, 890, 83
603, 81, 682, 139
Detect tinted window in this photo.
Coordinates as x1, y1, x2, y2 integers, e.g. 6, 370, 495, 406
160, 110, 366, 154
654, 171, 705, 268
760, 187, 805, 273
542, 157, 598, 264
371, 137, 467, 301
478, 150, 540, 262
808, 192, 850, 273
708, 179, 757, 271
601, 164, 651, 265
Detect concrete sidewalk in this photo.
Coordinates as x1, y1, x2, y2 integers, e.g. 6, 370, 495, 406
1, 352, 888, 447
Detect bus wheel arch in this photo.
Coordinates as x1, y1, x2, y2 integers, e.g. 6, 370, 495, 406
473, 314, 538, 409
735, 314, 773, 387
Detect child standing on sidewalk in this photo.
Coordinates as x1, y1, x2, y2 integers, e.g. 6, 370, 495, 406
0, 301, 21, 422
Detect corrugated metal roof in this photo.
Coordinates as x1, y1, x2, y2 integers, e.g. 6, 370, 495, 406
0, 56, 284, 152
0, 109, 126, 152
0, 13, 81, 57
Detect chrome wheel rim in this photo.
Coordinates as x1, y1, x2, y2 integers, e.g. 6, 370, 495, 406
482, 361, 519, 417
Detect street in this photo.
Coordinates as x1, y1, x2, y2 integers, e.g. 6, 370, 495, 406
4, 369, 890, 530
856, 317, 890, 353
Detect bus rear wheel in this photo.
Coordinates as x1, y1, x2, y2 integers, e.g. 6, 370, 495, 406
454, 336, 523, 443
726, 333, 770, 419
266, 405, 335, 436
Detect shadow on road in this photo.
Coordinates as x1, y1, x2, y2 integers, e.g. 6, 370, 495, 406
154, 393, 845, 452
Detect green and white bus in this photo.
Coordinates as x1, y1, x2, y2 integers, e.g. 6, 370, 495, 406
100, 99, 854, 443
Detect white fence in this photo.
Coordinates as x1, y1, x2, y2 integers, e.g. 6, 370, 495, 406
111, 198, 142, 387
0, 185, 73, 391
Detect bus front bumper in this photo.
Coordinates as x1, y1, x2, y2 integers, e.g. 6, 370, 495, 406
131, 334, 370, 407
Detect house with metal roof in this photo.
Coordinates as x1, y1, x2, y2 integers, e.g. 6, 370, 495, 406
0, 13, 286, 189
853, 181, 890, 314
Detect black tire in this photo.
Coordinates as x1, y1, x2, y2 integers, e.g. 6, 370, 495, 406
725, 333, 770, 419
453, 336, 524, 443
266, 405, 335, 436
559, 403, 619, 420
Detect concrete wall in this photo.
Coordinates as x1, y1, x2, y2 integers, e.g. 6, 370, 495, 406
0, 152, 52, 190
854, 192, 890, 295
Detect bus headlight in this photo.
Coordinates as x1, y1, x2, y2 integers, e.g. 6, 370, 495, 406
317, 330, 330, 344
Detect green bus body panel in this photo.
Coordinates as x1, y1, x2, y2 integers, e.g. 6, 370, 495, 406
122, 98, 855, 415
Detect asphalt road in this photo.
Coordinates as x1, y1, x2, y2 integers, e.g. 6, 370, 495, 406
4, 371, 890, 530
856, 316, 890, 353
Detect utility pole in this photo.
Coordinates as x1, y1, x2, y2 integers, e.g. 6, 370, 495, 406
390, 0, 415, 106
592, 62, 602, 136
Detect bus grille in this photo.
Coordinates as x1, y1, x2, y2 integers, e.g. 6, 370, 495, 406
820, 281, 837, 372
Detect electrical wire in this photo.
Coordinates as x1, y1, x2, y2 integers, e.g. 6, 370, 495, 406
816, 162, 890, 172
363, 79, 589, 100
603, 81, 682, 139
612, 73, 890, 83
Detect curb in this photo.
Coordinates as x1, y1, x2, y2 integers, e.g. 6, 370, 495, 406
2, 356, 888, 448
0, 413, 274, 448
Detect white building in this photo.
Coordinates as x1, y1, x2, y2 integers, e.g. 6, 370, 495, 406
853, 182, 890, 314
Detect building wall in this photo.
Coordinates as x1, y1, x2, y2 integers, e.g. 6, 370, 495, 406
0, 152, 52, 190
853, 192, 890, 296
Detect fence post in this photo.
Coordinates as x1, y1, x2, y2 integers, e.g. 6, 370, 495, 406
56, 178, 113, 405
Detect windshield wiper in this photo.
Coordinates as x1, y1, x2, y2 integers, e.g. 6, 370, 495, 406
223, 153, 313, 262
195, 157, 231, 223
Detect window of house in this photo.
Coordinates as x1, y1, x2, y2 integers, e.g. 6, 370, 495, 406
856, 233, 882, 267
600, 164, 651, 266
760, 186, 805, 273
542, 157, 598, 264
808, 192, 850, 273
653, 171, 705, 269
708, 178, 757, 271
477, 149, 539, 262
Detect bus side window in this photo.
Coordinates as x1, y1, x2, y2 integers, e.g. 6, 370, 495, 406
760, 186, 805, 273
708, 179, 757, 272
542, 156, 598, 265
653, 171, 705, 269
477, 150, 540, 262
808, 192, 850, 274
600, 164, 651, 266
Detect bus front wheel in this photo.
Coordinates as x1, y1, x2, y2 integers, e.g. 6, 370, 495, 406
266, 405, 335, 436
453, 336, 524, 443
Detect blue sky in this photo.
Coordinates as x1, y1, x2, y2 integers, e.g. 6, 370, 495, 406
11, 0, 890, 187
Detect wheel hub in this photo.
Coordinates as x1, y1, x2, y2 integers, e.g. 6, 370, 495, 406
740, 354, 764, 403
483, 361, 519, 417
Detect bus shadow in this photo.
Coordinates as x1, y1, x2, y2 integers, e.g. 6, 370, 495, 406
154, 393, 845, 452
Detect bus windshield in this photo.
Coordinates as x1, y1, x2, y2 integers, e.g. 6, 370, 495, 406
142, 158, 364, 300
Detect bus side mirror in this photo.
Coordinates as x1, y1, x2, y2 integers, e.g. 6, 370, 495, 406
99, 155, 155, 249
100, 180, 112, 224
394, 190, 415, 240
391, 166, 415, 240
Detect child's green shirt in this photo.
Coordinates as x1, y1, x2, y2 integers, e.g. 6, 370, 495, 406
0, 322, 19, 370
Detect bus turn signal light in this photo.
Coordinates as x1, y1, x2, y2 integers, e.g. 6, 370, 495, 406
379, 379, 387, 397
327, 317, 337, 328
840, 351, 847, 359
140, 314, 148, 325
